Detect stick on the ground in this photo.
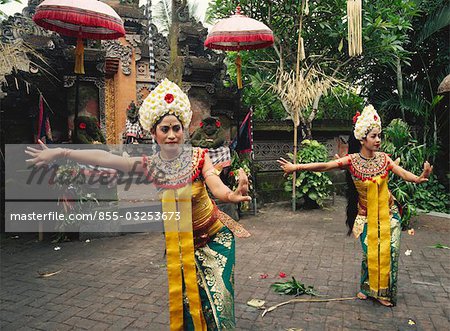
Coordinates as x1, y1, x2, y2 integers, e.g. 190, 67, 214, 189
262, 297, 357, 317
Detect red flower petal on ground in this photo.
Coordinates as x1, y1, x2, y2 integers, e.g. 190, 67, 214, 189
164, 93, 174, 104
199, 122, 204, 128
215, 120, 221, 128
279, 272, 287, 278
79, 123, 86, 129
259, 273, 268, 279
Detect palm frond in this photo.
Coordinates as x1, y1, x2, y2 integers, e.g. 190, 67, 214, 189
152, 0, 171, 36
416, 2, 450, 44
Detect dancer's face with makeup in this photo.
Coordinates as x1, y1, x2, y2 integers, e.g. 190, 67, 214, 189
152, 115, 184, 155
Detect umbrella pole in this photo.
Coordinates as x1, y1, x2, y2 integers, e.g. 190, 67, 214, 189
73, 75, 80, 141
235, 52, 243, 89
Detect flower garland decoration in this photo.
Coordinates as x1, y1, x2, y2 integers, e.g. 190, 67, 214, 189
139, 79, 191, 131
353, 104, 381, 140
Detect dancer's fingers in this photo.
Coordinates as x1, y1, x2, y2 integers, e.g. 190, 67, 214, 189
38, 139, 48, 150
27, 146, 40, 152
24, 150, 36, 157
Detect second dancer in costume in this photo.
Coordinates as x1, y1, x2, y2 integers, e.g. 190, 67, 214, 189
278, 105, 432, 306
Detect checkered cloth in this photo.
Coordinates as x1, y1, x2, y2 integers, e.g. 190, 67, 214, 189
125, 120, 142, 138
208, 146, 231, 168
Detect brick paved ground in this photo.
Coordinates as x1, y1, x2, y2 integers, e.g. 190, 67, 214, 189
1, 197, 449, 330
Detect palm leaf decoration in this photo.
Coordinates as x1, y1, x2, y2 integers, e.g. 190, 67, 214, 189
271, 277, 318, 296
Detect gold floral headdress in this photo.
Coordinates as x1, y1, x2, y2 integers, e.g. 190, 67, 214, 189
353, 104, 381, 140
139, 79, 191, 131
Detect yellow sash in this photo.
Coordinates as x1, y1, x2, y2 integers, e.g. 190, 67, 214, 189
366, 175, 391, 294
162, 187, 206, 331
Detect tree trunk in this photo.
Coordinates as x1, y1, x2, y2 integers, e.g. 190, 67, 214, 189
304, 121, 312, 140
396, 57, 405, 121
167, 0, 183, 85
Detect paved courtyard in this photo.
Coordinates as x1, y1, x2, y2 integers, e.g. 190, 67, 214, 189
1, 197, 449, 330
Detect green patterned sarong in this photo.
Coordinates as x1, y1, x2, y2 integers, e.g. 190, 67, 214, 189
184, 227, 235, 330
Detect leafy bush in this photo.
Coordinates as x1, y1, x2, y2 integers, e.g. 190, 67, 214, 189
284, 140, 332, 207
315, 87, 365, 120
382, 119, 449, 227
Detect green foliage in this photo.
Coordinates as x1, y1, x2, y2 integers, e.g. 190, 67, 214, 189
271, 277, 318, 296
207, 0, 432, 125
224, 52, 286, 120
315, 87, 365, 120
413, 176, 449, 213
382, 119, 449, 227
284, 140, 332, 207
53, 164, 100, 234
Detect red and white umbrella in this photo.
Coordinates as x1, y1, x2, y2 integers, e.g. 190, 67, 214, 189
33, 0, 125, 74
205, 6, 274, 88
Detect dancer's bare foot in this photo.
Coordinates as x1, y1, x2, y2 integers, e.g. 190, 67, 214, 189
357, 292, 367, 300
377, 298, 393, 307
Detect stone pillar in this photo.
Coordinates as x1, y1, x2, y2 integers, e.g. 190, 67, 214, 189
103, 38, 137, 144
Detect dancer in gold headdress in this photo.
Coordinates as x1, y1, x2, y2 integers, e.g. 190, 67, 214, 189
26, 79, 251, 330
278, 105, 432, 306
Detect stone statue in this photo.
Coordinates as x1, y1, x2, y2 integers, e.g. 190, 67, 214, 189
73, 116, 106, 144
191, 117, 226, 149
123, 100, 142, 144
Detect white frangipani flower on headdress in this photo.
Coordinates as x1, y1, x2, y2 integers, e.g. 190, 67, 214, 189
139, 79, 191, 131
353, 104, 382, 140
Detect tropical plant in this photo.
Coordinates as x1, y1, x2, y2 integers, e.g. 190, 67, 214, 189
315, 86, 365, 120
207, 0, 424, 122
152, 0, 205, 36
224, 52, 285, 120
382, 119, 449, 227
284, 140, 332, 208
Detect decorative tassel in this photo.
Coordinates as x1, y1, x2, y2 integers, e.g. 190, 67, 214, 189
300, 37, 305, 61
347, 0, 362, 57
236, 52, 243, 89
74, 36, 85, 74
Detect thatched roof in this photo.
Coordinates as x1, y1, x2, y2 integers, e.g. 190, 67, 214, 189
437, 74, 450, 94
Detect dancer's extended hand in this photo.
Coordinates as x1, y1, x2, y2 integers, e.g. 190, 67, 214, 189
416, 161, 433, 184
277, 157, 298, 175
228, 168, 251, 203
25, 139, 59, 167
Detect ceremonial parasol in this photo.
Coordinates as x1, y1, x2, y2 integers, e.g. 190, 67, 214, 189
204, 6, 274, 89
33, 0, 125, 139
33, 0, 125, 75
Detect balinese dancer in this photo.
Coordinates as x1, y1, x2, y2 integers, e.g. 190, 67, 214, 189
26, 79, 251, 329
278, 105, 432, 306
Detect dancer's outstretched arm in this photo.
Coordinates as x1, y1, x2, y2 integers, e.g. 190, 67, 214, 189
203, 154, 251, 203
277, 156, 350, 175
25, 140, 144, 173
386, 155, 432, 184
